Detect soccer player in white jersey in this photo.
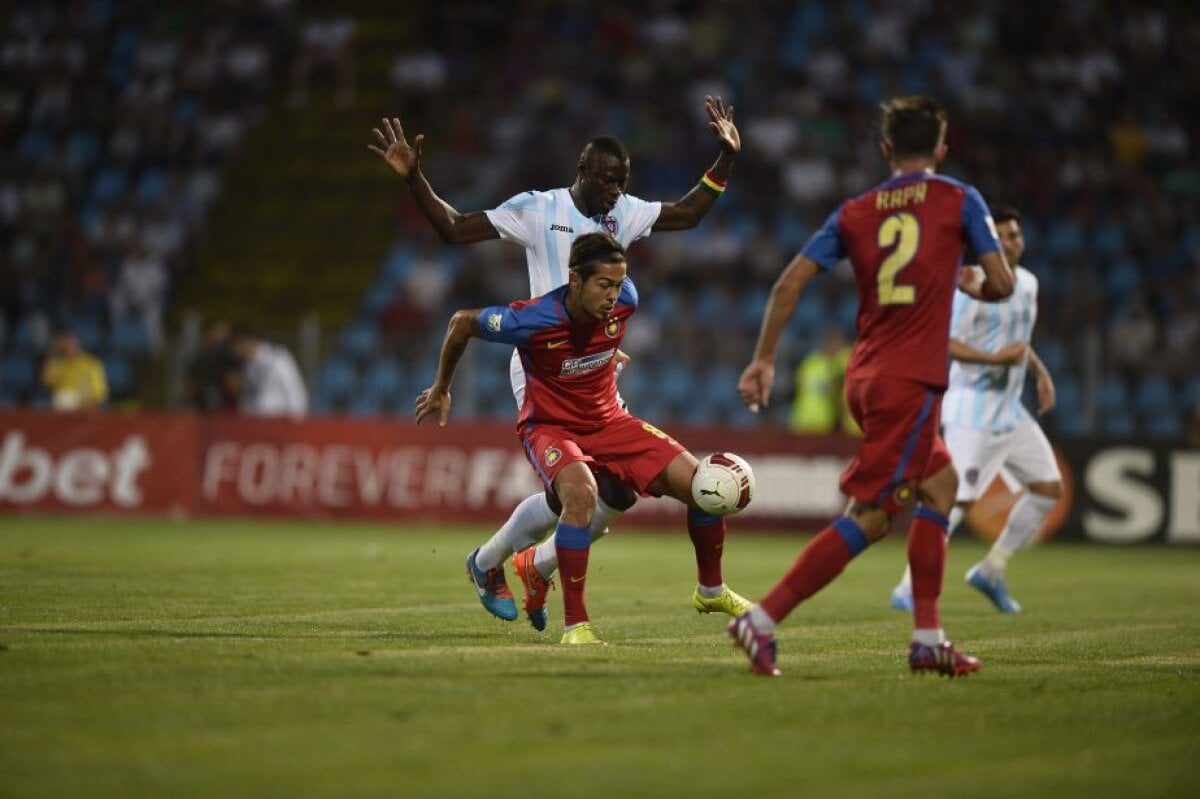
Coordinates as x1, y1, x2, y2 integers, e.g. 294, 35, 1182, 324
369, 97, 743, 629
890, 205, 1063, 614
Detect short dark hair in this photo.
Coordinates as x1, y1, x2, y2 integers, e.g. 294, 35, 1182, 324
230, 322, 259, 342
581, 135, 629, 166
568, 233, 626, 280
990, 205, 1021, 225
880, 96, 948, 159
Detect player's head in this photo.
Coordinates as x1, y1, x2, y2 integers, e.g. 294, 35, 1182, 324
879, 95, 948, 166
567, 233, 627, 322
574, 135, 630, 217
990, 204, 1025, 266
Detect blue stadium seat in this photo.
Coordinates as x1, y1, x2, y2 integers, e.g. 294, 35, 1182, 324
71, 316, 105, 353
1144, 412, 1181, 441
109, 318, 151, 357
347, 391, 382, 416
317, 357, 358, 407
337, 321, 380, 361
1094, 376, 1130, 416
362, 360, 404, 399
1096, 410, 1134, 437
88, 167, 128, 209
137, 169, 168, 206
1133, 375, 1176, 419
1, 354, 37, 396
103, 356, 133, 399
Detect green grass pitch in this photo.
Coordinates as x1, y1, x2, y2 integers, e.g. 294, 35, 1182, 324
2, 516, 1198, 798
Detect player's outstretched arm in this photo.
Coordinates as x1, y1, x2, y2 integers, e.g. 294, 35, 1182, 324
959, 250, 1015, 302
415, 309, 481, 426
369, 116, 499, 245
739, 254, 821, 412
1029, 348, 1056, 415
653, 95, 740, 231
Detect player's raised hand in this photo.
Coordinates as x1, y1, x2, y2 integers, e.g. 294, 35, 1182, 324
368, 117, 423, 179
705, 95, 740, 154
738, 359, 775, 413
415, 385, 451, 426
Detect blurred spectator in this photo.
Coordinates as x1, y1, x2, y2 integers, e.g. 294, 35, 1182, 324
289, 15, 356, 108
1107, 294, 1158, 389
109, 241, 168, 354
183, 318, 240, 412
41, 328, 107, 411
230, 324, 308, 418
789, 329, 857, 435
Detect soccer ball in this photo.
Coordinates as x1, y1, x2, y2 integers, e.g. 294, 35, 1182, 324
691, 452, 755, 516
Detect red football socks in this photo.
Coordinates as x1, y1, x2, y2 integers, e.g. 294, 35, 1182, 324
760, 517, 868, 623
908, 506, 950, 630
687, 508, 726, 588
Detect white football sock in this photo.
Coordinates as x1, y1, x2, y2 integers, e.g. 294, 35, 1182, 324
532, 498, 623, 579
983, 492, 1056, 576
474, 493, 557, 571
748, 605, 776, 632
911, 628, 946, 646
697, 584, 724, 598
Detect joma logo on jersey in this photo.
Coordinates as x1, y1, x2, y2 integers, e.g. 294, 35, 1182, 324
550, 224, 574, 233
560, 349, 615, 376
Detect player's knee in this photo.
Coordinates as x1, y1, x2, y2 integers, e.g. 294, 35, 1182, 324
557, 480, 598, 519
1029, 480, 1062, 500
596, 471, 637, 512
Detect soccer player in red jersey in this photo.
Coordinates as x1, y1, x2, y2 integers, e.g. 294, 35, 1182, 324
415, 233, 751, 644
732, 96, 1015, 677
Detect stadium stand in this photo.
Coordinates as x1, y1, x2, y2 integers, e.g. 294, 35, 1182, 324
1, 2, 1195, 440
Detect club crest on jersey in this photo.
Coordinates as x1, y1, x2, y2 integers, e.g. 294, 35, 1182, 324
544, 447, 561, 468
601, 216, 617, 235
486, 313, 502, 332
965, 467, 979, 486
604, 318, 621, 338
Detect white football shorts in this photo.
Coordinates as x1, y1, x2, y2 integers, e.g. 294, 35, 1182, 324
944, 418, 1061, 503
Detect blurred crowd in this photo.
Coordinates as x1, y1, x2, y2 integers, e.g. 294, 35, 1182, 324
0, 0, 295, 406
1, 1, 1197, 441
345, 0, 1198, 440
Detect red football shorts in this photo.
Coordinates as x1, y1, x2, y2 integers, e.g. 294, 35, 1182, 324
521, 414, 685, 495
841, 375, 952, 515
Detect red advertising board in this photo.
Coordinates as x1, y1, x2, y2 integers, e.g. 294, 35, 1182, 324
0, 410, 860, 529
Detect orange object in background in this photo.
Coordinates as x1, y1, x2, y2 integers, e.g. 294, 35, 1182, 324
964, 447, 1074, 543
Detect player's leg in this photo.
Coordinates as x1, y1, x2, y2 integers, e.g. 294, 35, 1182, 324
966, 422, 1062, 612
892, 424, 998, 610
905, 460, 981, 677
551, 461, 605, 644
471, 351, 567, 573
645, 451, 753, 617
515, 472, 634, 631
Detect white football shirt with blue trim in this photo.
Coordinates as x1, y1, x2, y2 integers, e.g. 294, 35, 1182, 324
485, 188, 661, 296
942, 266, 1039, 433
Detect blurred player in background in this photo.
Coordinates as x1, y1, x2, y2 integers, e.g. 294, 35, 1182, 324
370, 96, 740, 628
415, 234, 750, 643
734, 96, 1014, 677
889, 205, 1062, 614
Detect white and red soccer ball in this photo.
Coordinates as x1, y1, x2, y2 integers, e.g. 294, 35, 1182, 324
691, 452, 755, 516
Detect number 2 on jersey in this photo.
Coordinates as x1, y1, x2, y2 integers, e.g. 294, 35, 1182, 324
877, 212, 919, 305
